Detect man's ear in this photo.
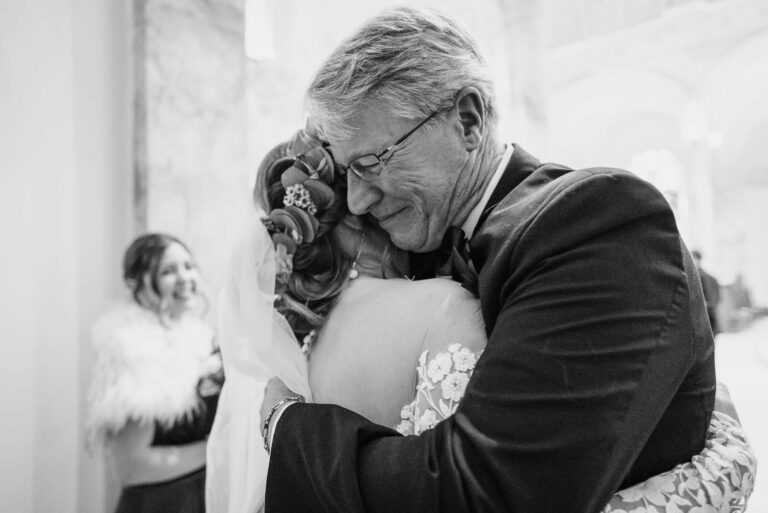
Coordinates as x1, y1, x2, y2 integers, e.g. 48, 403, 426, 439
454, 86, 485, 151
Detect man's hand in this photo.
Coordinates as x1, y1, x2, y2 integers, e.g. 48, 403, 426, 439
260, 377, 304, 436
714, 381, 740, 423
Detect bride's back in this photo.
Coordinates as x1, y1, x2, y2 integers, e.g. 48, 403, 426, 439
309, 276, 485, 428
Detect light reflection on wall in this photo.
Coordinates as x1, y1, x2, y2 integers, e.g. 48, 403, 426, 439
630, 148, 689, 240
244, 0, 274, 60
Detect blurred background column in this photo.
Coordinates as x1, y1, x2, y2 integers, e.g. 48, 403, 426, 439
134, 0, 251, 299
497, 0, 548, 154
0, 1, 132, 512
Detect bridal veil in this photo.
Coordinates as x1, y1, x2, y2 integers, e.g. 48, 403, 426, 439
206, 210, 312, 513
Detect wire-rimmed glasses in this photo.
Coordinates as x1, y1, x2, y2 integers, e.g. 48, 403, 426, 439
339, 111, 438, 181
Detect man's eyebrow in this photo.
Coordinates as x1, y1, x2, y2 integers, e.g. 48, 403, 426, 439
333, 145, 377, 167
345, 148, 375, 164
333, 127, 399, 165
344, 135, 397, 164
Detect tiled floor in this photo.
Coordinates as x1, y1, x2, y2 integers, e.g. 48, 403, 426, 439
715, 317, 768, 510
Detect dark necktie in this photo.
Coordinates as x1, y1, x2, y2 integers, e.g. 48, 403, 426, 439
407, 227, 479, 295
447, 226, 479, 295
437, 226, 478, 295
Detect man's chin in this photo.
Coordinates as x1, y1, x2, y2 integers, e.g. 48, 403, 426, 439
389, 229, 437, 253
386, 230, 417, 252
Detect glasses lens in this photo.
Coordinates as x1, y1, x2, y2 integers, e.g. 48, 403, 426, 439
350, 155, 384, 179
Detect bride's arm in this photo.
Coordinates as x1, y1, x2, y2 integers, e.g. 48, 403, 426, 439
714, 381, 740, 422
603, 411, 755, 512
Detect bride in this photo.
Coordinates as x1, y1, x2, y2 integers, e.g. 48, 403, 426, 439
206, 132, 755, 513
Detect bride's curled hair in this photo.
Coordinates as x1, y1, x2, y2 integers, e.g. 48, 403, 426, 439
255, 130, 354, 342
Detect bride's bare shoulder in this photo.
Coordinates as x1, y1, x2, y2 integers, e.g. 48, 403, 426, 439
367, 276, 475, 303
414, 279, 485, 355
398, 278, 481, 319
331, 276, 482, 334
372, 277, 485, 347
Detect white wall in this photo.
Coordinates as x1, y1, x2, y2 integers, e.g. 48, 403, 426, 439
0, 1, 132, 511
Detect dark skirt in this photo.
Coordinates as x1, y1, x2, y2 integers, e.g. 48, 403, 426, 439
115, 466, 206, 513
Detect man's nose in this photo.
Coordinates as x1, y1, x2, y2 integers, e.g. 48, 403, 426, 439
346, 173, 381, 215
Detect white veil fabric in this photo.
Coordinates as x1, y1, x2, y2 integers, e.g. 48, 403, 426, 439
206, 208, 312, 513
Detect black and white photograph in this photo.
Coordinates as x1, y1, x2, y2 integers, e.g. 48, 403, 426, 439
1, 1, 765, 512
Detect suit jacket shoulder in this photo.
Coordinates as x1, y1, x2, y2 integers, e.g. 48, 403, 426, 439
471, 154, 677, 334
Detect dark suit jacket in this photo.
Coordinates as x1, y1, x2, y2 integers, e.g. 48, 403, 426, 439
265, 145, 716, 513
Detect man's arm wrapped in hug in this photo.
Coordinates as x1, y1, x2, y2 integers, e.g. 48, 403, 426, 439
266, 169, 719, 513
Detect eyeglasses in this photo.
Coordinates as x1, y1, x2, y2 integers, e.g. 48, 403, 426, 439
339, 111, 438, 181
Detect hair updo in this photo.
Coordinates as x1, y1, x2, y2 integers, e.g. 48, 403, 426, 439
255, 130, 354, 342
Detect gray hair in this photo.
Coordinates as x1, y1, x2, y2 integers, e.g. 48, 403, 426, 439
305, 6, 497, 142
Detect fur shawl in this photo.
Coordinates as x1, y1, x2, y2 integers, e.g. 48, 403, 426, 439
86, 301, 217, 446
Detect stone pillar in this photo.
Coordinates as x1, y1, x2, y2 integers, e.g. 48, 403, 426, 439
134, 0, 251, 295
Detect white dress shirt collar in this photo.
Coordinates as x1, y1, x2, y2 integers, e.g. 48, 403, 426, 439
460, 143, 514, 237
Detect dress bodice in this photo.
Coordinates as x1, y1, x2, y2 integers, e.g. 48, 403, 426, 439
311, 274, 755, 512
308, 275, 484, 427
396, 344, 481, 436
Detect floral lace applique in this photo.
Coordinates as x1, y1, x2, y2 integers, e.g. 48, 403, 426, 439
603, 411, 756, 513
396, 343, 479, 436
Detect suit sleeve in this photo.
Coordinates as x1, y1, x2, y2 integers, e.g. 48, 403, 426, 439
265, 171, 709, 513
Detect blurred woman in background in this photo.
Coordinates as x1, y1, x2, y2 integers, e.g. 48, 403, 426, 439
87, 233, 223, 513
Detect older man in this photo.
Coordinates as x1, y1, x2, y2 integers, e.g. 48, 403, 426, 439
261, 7, 715, 513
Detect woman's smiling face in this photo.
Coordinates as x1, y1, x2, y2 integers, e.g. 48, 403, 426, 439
154, 242, 200, 313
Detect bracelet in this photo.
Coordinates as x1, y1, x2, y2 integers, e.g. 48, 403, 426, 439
262, 395, 304, 454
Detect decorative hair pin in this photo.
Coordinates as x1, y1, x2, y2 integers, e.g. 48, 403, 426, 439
283, 183, 317, 215
262, 145, 338, 283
